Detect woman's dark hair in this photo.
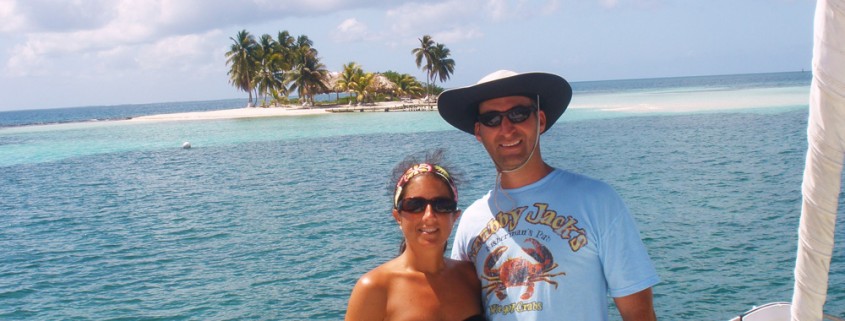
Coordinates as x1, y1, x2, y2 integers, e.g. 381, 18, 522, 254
390, 148, 461, 255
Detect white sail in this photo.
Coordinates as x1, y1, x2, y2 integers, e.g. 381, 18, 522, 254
730, 1, 844, 320
792, 0, 845, 319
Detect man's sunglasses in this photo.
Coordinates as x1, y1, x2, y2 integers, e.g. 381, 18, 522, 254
396, 197, 458, 213
477, 105, 536, 127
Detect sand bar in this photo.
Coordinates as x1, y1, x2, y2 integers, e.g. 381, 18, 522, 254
127, 106, 329, 122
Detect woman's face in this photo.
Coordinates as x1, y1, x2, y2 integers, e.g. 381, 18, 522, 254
392, 174, 460, 251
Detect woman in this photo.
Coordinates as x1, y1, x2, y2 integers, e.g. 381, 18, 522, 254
345, 150, 485, 321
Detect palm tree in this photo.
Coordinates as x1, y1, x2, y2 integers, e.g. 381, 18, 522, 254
277, 31, 296, 53
337, 62, 364, 104
352, 72, 376, 104
275, 31, 296, 75
393, 73, 424, 98
411, 35, 435, 99
254, 34, 285, 106
429, 43, 455, 92
268, 30, 296, 106
382, 71, 424, 98
225, 30, 259, 107
295, 35, 315, 54
288, 37, 328, 106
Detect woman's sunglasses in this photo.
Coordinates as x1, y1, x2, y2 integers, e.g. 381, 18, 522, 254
477, 105, 536, 127
397, 197, 458, 213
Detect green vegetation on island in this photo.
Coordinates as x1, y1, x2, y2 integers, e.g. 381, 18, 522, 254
225, 30, 454, 107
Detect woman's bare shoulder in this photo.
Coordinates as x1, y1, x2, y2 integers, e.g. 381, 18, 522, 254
354, 259, 401, 290
346, 259, 402, 321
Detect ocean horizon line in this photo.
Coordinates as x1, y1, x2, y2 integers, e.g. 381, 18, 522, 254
0, 70, 810, 114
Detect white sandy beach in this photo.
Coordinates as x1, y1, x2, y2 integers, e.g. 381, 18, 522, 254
125, 101, 424, 122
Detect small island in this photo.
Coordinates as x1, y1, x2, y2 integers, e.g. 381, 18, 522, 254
225, 30, 453, 110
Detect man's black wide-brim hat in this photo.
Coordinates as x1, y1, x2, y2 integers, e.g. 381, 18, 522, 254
437, 70, 572, 135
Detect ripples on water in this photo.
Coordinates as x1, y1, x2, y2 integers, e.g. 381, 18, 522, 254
1, 108, 843, 320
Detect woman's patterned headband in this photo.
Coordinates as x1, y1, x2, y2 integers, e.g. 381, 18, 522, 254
393, 163, 458, 208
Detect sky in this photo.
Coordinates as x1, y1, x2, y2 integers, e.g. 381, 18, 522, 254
0, 0, 817, 111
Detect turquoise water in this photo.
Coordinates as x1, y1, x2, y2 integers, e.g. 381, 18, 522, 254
1, 72, 843, 320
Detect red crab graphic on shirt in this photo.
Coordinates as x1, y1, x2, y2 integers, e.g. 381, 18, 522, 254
481, 238, 566, 300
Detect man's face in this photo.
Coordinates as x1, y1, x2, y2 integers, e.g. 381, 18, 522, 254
474, 96, 546, 171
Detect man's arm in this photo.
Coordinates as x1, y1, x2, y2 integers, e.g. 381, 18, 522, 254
614, 287, 656, 321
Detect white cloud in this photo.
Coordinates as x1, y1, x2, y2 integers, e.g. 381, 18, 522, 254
135, 30, 223, 72
5, 23, 224, 78
3, 1, 179, 77
332, 18, 370, 42
485, 0, 561, 21
383, 0, 560, 46
1, 0, 433, 77
596, 0, 663, 10
433, 27, 484, 44
486, 0, 508, 20
2, 0, 549, 78
5, 41, 42, 76
599, 0, 619, 9
2, 0, 126, 33
0, 0, 26, 32
5, 26, 151, 77
91, 45, 135, 76
385, 1, 475, 38
1, 0, 384, 36
305, 0, 562, 57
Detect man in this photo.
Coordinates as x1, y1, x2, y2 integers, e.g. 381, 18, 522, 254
438, 70, 659, 321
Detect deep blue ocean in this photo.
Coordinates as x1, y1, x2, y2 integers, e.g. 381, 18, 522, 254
1, 72, 843, 320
